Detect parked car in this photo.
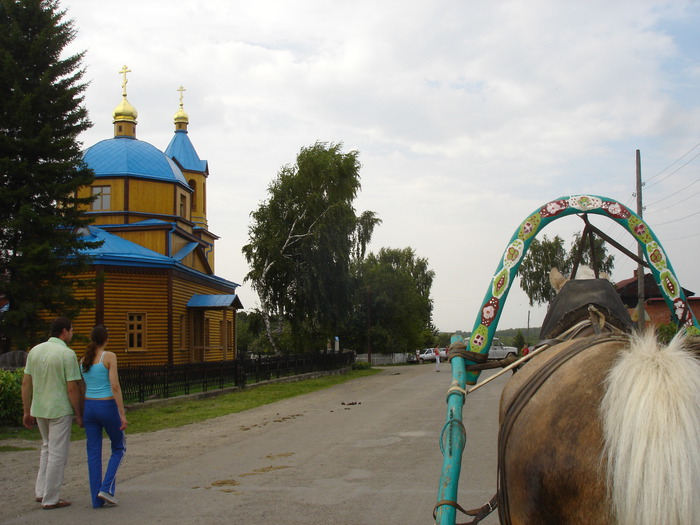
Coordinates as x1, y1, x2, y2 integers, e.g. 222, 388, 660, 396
418, 348, 447, 363
487, 338, 518, 360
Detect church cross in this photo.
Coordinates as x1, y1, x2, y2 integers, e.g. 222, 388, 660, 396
177, 85, 186, 108
119, 65, 131, 97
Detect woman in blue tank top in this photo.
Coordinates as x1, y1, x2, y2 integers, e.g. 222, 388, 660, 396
81, 325, 127, 508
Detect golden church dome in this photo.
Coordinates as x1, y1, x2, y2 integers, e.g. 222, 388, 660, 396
174, 105, 189, 125
113, 65, 138, 125
113, 96, 138, 123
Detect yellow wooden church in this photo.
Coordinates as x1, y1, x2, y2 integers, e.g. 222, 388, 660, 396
72, 68, 243, 365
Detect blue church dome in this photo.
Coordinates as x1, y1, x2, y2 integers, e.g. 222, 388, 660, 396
83, 136, 189, 188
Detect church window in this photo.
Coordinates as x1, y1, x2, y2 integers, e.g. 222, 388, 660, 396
189, 180, 196, 211
179, 314, 187, 351
127, 313, 146, 350
91, 185, 111, 211
179, 194, 187, 218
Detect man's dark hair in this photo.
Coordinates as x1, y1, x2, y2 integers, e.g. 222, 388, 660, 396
50, 317, 72, 338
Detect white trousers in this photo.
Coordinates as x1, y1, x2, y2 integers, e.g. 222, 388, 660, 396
35, 414, 73, 505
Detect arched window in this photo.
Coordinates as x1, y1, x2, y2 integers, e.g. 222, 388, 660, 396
188, 179, 196, 211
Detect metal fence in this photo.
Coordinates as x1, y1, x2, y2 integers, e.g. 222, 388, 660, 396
354, 353, 410, 365
119, 352, 355, 404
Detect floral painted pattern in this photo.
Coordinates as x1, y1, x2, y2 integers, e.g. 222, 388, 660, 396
465, 194, 700, 378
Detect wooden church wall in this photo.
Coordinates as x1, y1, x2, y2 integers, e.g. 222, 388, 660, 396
65, 267, 238, 366
118, 230, 168, 255
67, 281, 98, 360
127, 179, 190, 219
172, 275, 238, 364
98, 268, 171, 365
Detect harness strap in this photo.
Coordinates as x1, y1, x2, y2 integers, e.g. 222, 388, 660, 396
433, 494, 499, 525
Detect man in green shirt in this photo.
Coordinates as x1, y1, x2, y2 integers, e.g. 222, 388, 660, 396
22, 317, 83, 510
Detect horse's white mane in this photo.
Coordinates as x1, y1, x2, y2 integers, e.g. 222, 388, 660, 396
602, 330, 700, 525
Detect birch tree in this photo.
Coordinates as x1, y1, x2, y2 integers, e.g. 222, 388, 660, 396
519, 233, 615, 306
242, 142, 379, 353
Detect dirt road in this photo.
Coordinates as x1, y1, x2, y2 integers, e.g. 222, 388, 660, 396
1, 364, 505, 524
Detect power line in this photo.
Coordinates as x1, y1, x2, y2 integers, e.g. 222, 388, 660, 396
646, 187, 700, 213
651, 208, 700, 226
662, 230, 700, 242
645, 178, 700, 208
644, 140, 700, 186
644, 149, 700, 189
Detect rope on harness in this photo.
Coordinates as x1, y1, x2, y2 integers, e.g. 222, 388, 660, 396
448, 341, 518, 372
433, 494, 499, 525
448, 341, 488, 363
447, 378, 467, 398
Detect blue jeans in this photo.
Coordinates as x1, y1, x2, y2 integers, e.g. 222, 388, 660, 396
84, 399, 126, 508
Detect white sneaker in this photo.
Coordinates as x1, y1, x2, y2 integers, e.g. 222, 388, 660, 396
98, 491, 118, 506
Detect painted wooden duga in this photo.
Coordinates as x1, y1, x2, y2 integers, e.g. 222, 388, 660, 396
435, 195, 700, 525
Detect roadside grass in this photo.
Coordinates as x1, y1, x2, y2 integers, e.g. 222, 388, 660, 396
0, 368, 380, 444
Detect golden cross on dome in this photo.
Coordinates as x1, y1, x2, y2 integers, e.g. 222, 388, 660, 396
118, 65, 131, 97
177, 85, 186, 108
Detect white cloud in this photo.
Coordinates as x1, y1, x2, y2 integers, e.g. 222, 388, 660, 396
62, 0, 700, 335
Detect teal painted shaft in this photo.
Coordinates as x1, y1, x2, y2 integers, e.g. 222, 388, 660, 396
435, 353, 469, 524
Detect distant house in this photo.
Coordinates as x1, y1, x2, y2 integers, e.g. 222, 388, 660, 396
70, 75, 243, 365
615, 270, 695, 328
644, 297, 700, 327
615, 269, 694, 309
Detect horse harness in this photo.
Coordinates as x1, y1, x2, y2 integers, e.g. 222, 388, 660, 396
435, 308, 629, 525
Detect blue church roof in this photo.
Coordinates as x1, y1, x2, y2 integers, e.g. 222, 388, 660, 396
187, 294, 243, 309
79, 225, 171, 264
78, 226, 240, 289
83, 136, 189, 187
165, 130, 208, 172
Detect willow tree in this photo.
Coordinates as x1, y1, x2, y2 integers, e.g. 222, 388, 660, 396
242, 142, 379, 353
0, 0, 97, 350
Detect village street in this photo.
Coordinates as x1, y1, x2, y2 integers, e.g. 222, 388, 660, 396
1, 364, 505, 525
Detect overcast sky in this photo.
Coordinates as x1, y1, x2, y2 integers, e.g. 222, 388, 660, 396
61, 0, 700, 335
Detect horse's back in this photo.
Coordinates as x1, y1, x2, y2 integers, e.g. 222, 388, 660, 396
498, 337, 624, 525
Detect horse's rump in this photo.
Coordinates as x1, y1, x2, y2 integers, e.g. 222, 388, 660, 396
498, 331, 700, 525
498, 336, 622, 524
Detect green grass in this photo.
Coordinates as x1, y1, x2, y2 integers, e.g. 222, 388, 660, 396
0, 368, 380, 444
0, 445, 36, 452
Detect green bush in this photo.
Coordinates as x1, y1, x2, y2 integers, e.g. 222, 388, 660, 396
351, 361, 373, 370
0, 369, 24, 426
657, 322, 679, 345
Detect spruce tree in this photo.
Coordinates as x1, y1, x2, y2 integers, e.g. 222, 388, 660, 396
0, 0, 97, 350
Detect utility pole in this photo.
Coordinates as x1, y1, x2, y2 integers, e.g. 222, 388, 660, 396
366, 286, 372, 364
636, 150, 645, 332
527, 310, 530, 344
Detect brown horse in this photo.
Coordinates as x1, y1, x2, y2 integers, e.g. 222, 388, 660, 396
497, 272, 700, 525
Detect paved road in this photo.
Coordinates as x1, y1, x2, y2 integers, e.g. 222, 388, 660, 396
2, 364, 506, 525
